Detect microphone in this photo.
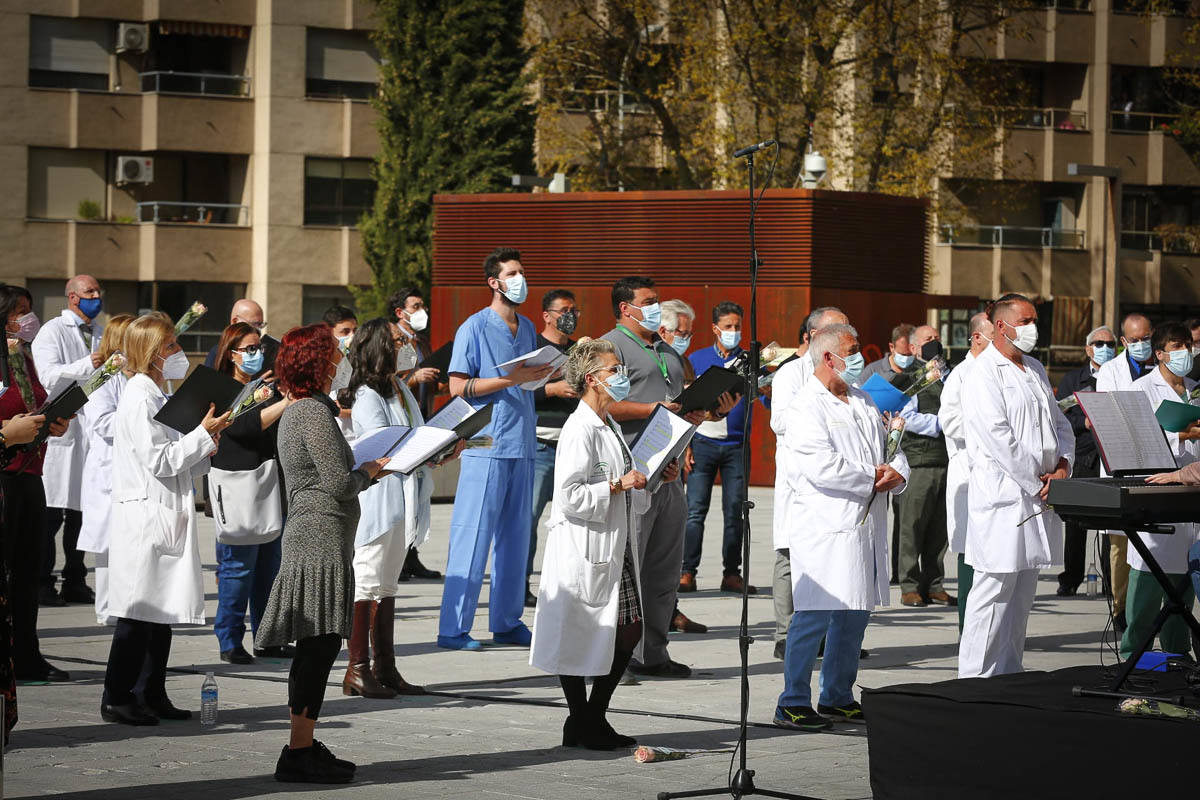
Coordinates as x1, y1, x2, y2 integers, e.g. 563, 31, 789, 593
733, 139, 776, 158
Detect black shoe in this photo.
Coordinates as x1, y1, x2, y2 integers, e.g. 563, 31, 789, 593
38, 585, 67, 607
61, 583, 95, 604
562, 715, 626, 750
143, 697, 192, 720
774, 705, 832, 732
773, 640, 786, 661
525, 588, 538, 608
1056, 584, 1078, 597
17, 660, 70, 683
818, 701, 867, 723
275, 745, 354, 784
596, 716, 637, 747
312, 739, 356, 772
220, 646, 255, 665
627, 659, 691, 679
101, 702, 159, 726
860, 649, 869, 660
254, 645, 296, 659
401, 551, 442, 581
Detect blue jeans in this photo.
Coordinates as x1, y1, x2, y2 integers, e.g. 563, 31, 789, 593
527, 441, 557, 578
682, 436, 746, 576
214, 538, 282, 653
1190, 541, 1200, 600
777, 609, 871, 709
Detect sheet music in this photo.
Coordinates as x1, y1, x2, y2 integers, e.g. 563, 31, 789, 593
351, 426, 410, 470
1075, 391, 1177, 474
496, 346, 568, 390
386, 426, 458, 474
426, 396, 474, 430
629, 405, 698, 492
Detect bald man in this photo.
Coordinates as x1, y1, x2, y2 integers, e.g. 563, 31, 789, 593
204, 298, 279, 371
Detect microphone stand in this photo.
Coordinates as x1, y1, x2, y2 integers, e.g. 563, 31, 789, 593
657, 148, 821, 800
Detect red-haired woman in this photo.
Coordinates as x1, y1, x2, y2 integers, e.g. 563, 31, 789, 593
255, 324, 389, 784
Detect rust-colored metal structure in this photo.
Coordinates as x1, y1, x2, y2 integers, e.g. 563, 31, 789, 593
430, 188, 976, 485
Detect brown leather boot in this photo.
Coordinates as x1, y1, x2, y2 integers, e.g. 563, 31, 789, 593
372, 596, 425, 695
343, 600, 396, 699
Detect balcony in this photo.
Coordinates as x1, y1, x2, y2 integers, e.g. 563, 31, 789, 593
958, 106, 1088, 131
938, 224, 1086, 249
1109, 110, 1180, 133
140, 71, 251, 98
136, 201, 249, 226
1120, 229, 1200, 254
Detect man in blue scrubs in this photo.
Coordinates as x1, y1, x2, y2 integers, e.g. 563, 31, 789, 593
437, 247, 555, 650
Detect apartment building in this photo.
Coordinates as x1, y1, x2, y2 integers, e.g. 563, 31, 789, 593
0, 0, 381, 353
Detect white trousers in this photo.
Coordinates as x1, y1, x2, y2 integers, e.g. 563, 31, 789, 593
94, 551, 115, 626
353, 526, 409, 602
958, 568, 1039, 679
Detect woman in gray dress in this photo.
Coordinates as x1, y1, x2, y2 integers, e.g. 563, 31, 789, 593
255, 323, 388, 784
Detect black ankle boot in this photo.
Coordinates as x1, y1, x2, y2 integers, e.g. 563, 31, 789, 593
595, 716, 637, 747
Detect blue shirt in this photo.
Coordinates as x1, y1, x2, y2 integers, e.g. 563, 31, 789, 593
689, 345, 754, 447
1126, 350, 1154, 382
448, 308, 537, 459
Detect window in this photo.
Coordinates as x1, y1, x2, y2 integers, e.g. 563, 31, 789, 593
304, 158, 375, 226
27, 148, 107, 220
138, 281, 246, 354
29, 16, 110, 90
306, 28, 379, 100
302, 285, 358, 325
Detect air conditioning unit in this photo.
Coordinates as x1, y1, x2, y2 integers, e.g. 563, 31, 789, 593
116, 156, 154, 185
116, 23, 149, 53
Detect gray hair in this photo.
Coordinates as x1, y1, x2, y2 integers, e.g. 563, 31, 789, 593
804, 306, 845, 336
659, 299, 695, 333
1086, 325, 1114, 345
809, 323, 859, 367
968, 311, 990, 335
564, 338, 617, 394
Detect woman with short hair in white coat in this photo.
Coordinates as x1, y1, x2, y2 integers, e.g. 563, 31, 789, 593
530, 338, 679, 750
102, 313, 231, 726
77, 314, 134, 626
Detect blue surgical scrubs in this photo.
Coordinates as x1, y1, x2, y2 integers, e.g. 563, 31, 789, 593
438, 308, 537, 640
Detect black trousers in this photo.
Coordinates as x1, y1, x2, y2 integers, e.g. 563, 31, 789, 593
42, 506, 86, 588
1058, 460, 1099, 590
288, 633, 341, 720
0, 473, 47, 673
103, 618, 172, 706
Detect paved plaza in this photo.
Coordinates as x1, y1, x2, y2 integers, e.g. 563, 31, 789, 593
8, 488, 1116, 799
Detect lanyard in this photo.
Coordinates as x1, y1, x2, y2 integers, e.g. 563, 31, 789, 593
616, 324, 670, 384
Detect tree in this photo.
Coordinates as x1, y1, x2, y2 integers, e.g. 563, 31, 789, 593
357, 0, 535, 318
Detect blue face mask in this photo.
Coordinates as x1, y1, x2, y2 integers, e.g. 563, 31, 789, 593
633, 302, 661, 332
238, 349, 264, 375
600, 371, 631, 402
77, 296, 102, 319
1126, 339, 1152, 362
498, 274, 527, 305
1091, 343, 1114, 365
893, 352, 914, 369
719, 330, 742, 350
669, 335, 691, 356
1166, 348, 1194, 378
834, 351, 865, 385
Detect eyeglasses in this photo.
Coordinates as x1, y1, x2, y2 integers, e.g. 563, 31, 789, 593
1124, 335, 1151, 344
589, 364, 627, 378
233, 344, 262, 355
1091, 340, 1117, 348
549, 307, 579, 317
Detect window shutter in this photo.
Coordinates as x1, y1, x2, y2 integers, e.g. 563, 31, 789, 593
30, 16, 111, 75
305, 29, 379, 84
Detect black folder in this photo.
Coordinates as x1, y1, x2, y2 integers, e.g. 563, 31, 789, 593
32, 385, 89, 446
419, 341, 454, 376
153, 365, 242, 434
677, 366, 744, 414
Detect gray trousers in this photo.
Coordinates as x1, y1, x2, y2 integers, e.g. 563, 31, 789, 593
635, 480, 686, 667
896, 466, 949, 596
774, 548, 792, 642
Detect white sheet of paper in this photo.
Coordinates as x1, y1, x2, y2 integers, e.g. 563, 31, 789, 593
630, 405, 698, 492
1076, 391, 1177, 473
496, 346, 568, 390
351, 426, 411, 471
426, 396, 475, 430
386, 426, 458, 474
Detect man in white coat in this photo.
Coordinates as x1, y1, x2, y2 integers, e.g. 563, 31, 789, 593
774, 324, 908, 731
769, 306, 848, 660
937, 312, 993, 633
31, 274, 105, 606
1095, 312, 1156, 633
958, 294, 1074, 679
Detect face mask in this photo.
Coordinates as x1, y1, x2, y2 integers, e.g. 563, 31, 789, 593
15, 312, 40, 343
160, 350, 189, 381
893, 352, 914, 369
1166, 348, 1194, 378
498, 274, 527, 305
669, 335, 691, 356
833, 351, 865, 384
554, 309, 578, 335
920, 340, 943, 362
719, 330, 742, 350
632, 302, 661, 332
1126, 339, 1152, 362
238, 349, 264, 375
1090, 343, 1114, 365
396, 343, 418, 373
597, 371, 631, 402
77, 296, 102, 319
406, 309, 429, 332
337, 334, 353, 354
1006, 322, 1038, 354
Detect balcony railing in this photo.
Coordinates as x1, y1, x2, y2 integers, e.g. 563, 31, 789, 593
939, 224, 1086, 249
1041, 0, 1092, 10
1109, 110, 1181, 133
948, 105, 1088, 131
1120, 229, 1200, 253
136, 202, 249, 226
140, 71, 251, 97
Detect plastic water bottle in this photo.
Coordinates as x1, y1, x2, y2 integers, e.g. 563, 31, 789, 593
1086, 562, 1099, 599
200, 672, 218, 727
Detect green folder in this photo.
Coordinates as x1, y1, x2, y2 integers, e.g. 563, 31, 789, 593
1154, 398, 1200, 433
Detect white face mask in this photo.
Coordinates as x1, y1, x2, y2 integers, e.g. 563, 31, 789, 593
160, 349, 190, 380
1006, 322, 1038, 354
406, 309, 429, 332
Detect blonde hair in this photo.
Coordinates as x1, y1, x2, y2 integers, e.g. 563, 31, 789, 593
564, 337, 616, 394
123, 312, 176, 375
97, 314, 134, 362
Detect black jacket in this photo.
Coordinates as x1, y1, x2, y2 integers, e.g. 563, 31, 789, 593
1056, 363, 1099, 476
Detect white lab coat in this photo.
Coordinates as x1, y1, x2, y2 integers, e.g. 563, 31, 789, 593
938, 351, 976, 554
107, 374, 214, 625
31, 310, 103, 510
530, 402, 650, 676
77, 372, 127, 553
962, 344, 1076, 573
781, 378, 910, 611
1129, 369, 1200, 572
769, 354, 814, 550
350, 382, 433, 550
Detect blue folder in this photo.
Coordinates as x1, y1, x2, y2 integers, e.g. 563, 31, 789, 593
860, 373, 910, 414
